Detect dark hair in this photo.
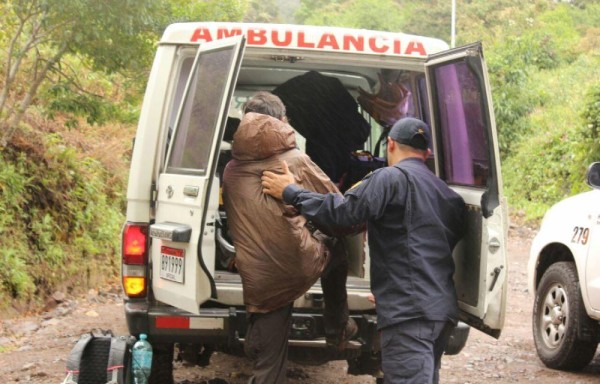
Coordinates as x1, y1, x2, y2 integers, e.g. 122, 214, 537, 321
242, 91, 286, 120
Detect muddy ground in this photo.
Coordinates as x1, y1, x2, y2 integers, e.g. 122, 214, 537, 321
1, 226, 599, 383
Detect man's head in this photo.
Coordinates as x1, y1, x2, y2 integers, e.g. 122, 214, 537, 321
242, 91, 287, 121
386, 117, 430, 165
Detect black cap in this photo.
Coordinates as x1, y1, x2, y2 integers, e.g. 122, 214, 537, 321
388, 117, 429, 150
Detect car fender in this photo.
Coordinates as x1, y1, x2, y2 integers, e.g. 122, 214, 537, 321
528, 190, 598, 314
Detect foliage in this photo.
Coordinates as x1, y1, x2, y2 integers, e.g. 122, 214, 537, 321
0, 0, 167, 144
581, 84, 600, 147
296, 0, 405, 31
0, 129, 125, 310
395, 0, 453, 42
503, 54, 600, 220
575, 82, 600, 190
244, 0, 282, 23
168, 0, 246, 23
487, 36, 537, 158
0, 0, 248, 313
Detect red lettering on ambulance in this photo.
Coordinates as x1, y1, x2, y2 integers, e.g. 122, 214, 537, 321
217, 28, 243, 39
393, 40, 402, 54
406, 41, 426, 56
317, 33, 339, 50
344, 35, 364, 52
272, 30, 293, 47
190, 28, 213, 43
297, 32, 315, 48
369, 36, 388, 53
247, 29, 267, 45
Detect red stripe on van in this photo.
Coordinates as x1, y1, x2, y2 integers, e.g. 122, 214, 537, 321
156, 316, 190, 329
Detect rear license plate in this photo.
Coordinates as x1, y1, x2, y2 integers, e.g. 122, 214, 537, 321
160, 246, 185, 283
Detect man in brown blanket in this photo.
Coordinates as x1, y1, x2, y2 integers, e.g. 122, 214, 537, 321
223, 92, 356, 384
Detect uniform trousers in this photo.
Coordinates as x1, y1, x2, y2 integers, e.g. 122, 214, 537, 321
380, 318, 454, 384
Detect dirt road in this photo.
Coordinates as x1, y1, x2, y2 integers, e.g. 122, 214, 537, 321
1, 227, 599, 383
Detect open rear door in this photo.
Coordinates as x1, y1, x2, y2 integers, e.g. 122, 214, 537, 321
425, 42, 508, 338
149, 36, 245, 314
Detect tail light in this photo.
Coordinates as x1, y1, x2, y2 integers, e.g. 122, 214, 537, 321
122, 223, 149, 298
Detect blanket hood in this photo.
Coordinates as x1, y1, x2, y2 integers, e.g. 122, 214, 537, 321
232, 112, 297, 161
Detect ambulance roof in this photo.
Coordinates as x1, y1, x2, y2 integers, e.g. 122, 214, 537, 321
161, 22, 450, 58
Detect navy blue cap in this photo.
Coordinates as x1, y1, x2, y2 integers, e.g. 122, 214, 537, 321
388, 117, 429, 150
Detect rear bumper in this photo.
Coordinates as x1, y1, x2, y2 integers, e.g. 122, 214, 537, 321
124, 299, 379, 350
125, 300, 469, 377
125, 300, 469, 351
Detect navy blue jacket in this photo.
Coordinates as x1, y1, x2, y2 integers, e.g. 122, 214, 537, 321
283, 157, 466, 329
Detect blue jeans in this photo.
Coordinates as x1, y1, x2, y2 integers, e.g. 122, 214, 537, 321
381, 319, 454, 384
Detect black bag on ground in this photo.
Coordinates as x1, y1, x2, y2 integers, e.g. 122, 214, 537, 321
64, 329, 135, 384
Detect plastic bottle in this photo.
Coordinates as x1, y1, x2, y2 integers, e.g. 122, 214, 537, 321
132, 333, 153, 384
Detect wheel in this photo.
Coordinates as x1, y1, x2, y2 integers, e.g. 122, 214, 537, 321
149, 343, 174, 384
532, 262, 598, 370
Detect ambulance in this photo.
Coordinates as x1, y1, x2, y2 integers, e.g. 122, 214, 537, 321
121, 22, 508, 382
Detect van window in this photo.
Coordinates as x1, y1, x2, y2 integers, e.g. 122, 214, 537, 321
167, 46, 238, 175
433, 61, 489, 188
168, 56, 194, 136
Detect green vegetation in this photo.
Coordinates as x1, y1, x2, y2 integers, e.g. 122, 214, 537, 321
0, 0, 598, 312
0, 126, 130, 312
0, 0, 247, 312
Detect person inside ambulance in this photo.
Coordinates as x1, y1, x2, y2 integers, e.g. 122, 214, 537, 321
222, 91, 357, 384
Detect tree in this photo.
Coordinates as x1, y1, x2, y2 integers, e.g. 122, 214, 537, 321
168, 0, 246, 23
296, 0, 405, 31
243, 0, 281, 23
0, 0, 247, 144
0, 0, 169, 145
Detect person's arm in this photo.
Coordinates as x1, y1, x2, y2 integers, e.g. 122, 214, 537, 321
262, 161, 391, 230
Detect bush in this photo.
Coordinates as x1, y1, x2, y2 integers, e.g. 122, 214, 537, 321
503, 55, 599, 221
0, 129, 125, 311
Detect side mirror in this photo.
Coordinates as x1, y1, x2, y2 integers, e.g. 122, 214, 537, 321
586, 162, 600, 189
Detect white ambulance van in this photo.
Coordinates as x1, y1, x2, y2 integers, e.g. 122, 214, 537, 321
122, 22, 508, 382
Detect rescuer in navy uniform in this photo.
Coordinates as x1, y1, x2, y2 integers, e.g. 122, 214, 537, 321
261, 117, 467, 384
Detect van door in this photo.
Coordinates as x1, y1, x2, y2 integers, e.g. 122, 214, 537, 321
149, 36, 245, 315
425, 42, 508, 338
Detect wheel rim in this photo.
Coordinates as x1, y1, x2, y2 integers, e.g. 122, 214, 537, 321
539, 282, 569, 349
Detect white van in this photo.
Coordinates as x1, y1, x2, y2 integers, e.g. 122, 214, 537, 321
121, 22, 508, 382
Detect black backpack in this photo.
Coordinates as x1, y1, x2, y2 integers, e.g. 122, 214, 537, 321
63, 329, 135, 384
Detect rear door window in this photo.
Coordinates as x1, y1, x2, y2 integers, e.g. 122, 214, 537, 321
430, 61, 490, 188
167, 47, 243, 175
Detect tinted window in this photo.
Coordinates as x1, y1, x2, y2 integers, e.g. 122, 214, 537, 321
417, 76, 431, 128
433, 61, 489, 187
167, 46, 237, 175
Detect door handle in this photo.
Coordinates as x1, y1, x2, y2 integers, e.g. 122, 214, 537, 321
149, 222, 192, 242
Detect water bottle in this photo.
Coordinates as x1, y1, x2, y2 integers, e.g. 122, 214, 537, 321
132, 333, 153, 384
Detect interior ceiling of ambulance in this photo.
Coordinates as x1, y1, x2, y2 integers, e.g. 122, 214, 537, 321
239, 50, 427, 92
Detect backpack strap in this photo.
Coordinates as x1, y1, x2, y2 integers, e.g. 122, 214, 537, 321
106, 335, 130, 384
65, 332, 94, 382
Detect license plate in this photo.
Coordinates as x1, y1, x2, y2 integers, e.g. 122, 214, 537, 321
160, 246, 185, 283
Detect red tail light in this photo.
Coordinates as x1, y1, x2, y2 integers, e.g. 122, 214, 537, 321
122, 222, 149, 298
122, 223, 149, 265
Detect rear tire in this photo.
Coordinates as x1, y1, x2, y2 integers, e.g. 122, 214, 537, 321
532, 262, 598, 370
149, 343, 174, 384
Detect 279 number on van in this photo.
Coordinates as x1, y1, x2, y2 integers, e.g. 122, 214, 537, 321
571, 226, 589, 245
160, 246, 185, 283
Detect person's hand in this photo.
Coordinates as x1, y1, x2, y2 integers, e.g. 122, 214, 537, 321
262, 161, 296, 200
367, 293, 376, 304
